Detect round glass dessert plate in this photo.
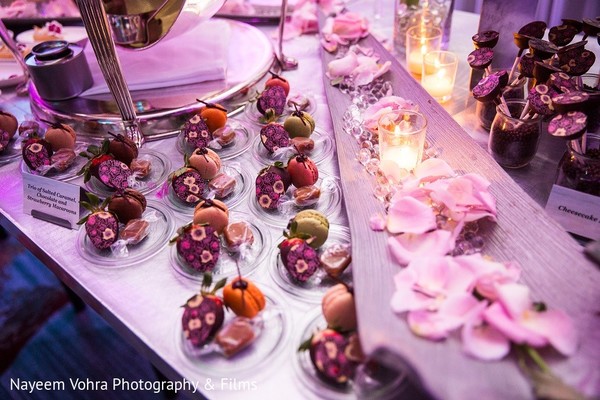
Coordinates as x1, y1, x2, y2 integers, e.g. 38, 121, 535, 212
0, 136, 23, 166
165, 163, 251, 216
249, 173, 342, 228
176, 121, 253, 161
294, 308, 408, 399
243, 92, 317, 127
85, 148, 171, 196
176, 287, 290, 378
268, 225, 352, 303
251, 126, 334, 166
76, 200, 176, 268
169, 212, 271, 284
20, 141, 89, 181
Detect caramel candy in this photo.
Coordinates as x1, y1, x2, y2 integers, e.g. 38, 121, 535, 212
130, 158, 152, 178
119, 219, 150, 245
213, 125, 236, 147
320, 243, 352, 278
293, 185, 321, 206
291, 136, 315, 153
50, 148, 76, 171
215, 317, 256, 357
209, 173, 236, 198
224, 221, 254, 249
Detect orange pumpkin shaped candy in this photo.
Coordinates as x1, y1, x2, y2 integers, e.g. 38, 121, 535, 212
223, 277, 266, 318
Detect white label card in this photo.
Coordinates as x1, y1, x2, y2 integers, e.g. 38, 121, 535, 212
22, 171, 81, 229
545, 185, 600, 240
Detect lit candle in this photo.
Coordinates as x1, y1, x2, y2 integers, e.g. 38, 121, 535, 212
421, 51, 458, 103
378, 115, 426, 175
406, 26, 442, 77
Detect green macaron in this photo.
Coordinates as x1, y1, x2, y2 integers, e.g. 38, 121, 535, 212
289, 210, 329, 248
283, 111, 316, 138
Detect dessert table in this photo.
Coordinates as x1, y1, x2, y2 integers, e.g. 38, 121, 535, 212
1, 4, 599, 400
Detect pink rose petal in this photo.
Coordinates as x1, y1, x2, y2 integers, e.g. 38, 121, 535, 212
520, 309, 578, 356
414, 158, 455, 181
387, 197, 437, 234
388, 230, 455, 266
462, 302, 510, 360
369, 213, 386, 231
483, 302, 548, 347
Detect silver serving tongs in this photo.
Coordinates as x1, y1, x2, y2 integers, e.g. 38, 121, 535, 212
75, 0, 145, 148
0, 19, 30, 96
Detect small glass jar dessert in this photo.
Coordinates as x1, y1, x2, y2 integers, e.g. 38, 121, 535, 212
488, 99, 542, 168
555, 134, 600, 197
475, 77, 526, 131
581, 73, 600, 133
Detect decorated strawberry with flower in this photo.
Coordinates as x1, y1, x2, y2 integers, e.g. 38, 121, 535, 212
21, 131, 53, 171
181, 273, 227, 348
78, 139, 132, 190
170, 222, 221, 272
77, 192, 119, 250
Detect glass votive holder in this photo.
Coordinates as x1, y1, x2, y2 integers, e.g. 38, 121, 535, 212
488, 99, 542, 169
378, 111, 427, 177
406, 25, 442, 76
555, 134, 600, 197
421, 50, 458, 103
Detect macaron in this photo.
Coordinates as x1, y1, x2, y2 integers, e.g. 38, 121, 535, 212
199, 102, 228, 133
107, 188, 147, 224
288, 153, 318, 188
322, 283, 357, 332
109, 133, 138, 166
193, 199, 229, 234
265, 72, 290, 96
45, 123, 76, 151
188, 147, 221, 180
289, 210, 329, 249
284, 111, 316, 138
0, 111, 18, 139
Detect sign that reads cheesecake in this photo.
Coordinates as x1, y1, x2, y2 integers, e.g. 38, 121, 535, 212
23, 171, 81, 229
545, 184, 600, 240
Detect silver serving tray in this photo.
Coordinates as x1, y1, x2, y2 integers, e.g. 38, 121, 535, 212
29, 19, 275, 140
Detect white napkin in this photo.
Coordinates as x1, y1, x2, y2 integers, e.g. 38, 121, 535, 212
81, 19, 231, 96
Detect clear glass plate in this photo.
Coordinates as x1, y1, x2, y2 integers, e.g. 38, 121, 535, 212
268, 225, 352, 303
0, 135, 23, 166
243, 92, 317, 127
84, 148, 172, 196
248, 174, 342, 227
251, 126, 334, 166
176, 121, 254, 161
176, 287, 290, 378
169, 212, 271, 283
294, 308, 408, 399
20, 140, 89, 181
76, 200, 176, 267
164, 163, 252, 216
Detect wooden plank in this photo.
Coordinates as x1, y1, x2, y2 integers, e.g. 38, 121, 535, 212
319, 32, 600, 400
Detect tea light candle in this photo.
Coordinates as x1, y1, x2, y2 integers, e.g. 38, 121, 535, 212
378, 111, 428, 176
406, 26, 442, 77
421, 51, 458, 103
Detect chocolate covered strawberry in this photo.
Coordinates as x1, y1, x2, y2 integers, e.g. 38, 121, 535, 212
288, 153, 319, 187
171, 166, 207, 205
22, 133, 53, 171
172, 223, 221, 272
260, 123, 290, 153
279, 237, 319, 282
181, 273, 227, 348
257, 85, 287, 123
300, 328, 360, 385
0, 110, 18, 138
79, 140, 132, 190
255, 162, 292, 210
78, 192, 119, 250
183, 114, 213, 149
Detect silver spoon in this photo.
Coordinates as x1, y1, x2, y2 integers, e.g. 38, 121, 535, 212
277, 0, 298, 71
